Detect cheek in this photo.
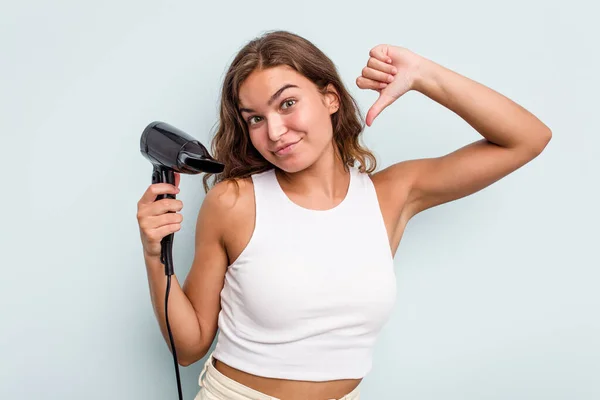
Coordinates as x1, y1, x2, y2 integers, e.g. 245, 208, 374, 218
248, 131, 267, 152
248, 130, 277, 162
299, 107, 333, 144
285, 108, 310, 131
287, 104, 329, 136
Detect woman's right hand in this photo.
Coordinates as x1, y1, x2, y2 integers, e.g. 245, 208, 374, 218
137, 173, 183, 258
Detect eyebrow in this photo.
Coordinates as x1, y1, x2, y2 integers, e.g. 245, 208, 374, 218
239, 84, 299, 114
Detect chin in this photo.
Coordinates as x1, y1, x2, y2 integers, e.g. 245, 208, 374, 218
270, 159, 308, 174
268, 152, 317, 174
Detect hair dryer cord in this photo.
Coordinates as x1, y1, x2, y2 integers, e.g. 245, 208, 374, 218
163, 243, 184, 400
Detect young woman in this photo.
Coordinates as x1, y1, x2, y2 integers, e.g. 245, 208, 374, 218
136, 31, 551, 400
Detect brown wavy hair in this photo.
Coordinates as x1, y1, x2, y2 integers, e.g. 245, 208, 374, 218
202, 30, 377, 193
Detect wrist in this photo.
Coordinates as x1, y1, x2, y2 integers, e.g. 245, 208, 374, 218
143, 250, 162, 264
411, 56, 438, 94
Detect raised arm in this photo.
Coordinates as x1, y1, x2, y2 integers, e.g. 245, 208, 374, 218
358, 45, 551, 220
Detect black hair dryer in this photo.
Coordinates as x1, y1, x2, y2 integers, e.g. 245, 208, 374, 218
140, 121, 224, 275
140, 121, 224, 400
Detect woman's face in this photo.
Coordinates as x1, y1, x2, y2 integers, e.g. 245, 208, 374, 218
238, 65, 339, 173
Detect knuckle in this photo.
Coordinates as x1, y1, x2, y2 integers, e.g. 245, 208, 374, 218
159, 198, 172, 209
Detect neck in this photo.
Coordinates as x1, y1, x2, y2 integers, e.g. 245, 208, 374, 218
275, 141, 350, 203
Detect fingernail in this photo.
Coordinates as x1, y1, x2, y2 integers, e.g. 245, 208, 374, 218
392, 67, 397, 74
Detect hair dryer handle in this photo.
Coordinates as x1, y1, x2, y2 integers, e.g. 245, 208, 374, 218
152, 165, 176, 191
152, 165, 176, 275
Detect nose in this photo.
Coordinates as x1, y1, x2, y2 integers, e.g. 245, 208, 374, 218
267, 114, 287, 142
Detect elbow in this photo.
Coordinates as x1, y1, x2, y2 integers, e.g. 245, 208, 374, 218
177, 347, 209, 367
541, 127, 552, 147
177, 355, 198, 367
528, 127, 552, 157
178, 358, 194, 367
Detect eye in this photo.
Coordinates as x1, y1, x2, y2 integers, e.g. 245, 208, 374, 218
246, 99, 296, 126
281, 99, 296, 110
248, 116, 262, 125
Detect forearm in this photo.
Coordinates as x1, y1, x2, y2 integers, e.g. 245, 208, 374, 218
144, 253, 204, 365
413, 57, 552, 151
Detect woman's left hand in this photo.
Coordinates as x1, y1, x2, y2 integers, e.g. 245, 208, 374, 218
356, 44, 423, 126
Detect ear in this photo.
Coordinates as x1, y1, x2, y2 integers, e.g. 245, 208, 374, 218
324, 83, 340, 114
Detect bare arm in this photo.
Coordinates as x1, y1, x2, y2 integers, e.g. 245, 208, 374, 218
144, 254, 204, 366
139, 180, 232, 366
180, 181, 236, 365
403, 56, 552, 217
362, 46, 552, 221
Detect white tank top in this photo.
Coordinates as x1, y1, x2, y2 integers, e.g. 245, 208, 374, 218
212, 165, 397, 381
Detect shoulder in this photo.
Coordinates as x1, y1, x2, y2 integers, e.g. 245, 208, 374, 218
369, 161, 418, 201
202, 177, 255, 222
368, 160, 422, 220
205, 177, 254, 209
199, 176, 256, 242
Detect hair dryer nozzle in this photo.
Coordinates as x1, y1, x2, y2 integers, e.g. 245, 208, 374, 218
178, 148, 225, 174
140, 121, 224, 175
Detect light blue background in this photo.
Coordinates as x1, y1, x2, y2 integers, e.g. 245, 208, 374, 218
3, 0, 598, 399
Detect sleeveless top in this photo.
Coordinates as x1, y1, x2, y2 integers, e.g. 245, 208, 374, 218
211, 165, 397, 381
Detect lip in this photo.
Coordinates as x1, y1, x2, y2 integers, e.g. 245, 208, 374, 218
273, 139, 301, 156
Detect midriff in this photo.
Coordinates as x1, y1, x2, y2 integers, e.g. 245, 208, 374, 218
214, 357, 362, 400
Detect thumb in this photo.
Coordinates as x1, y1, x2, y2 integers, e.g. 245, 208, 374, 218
174, 172, 180, 188
366, 93, 395, 127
